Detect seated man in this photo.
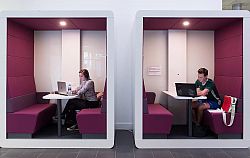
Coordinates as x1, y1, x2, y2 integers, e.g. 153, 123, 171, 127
192, 68, 221, 127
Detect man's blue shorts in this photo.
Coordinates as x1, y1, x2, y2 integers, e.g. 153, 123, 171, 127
198, 99, 219, 109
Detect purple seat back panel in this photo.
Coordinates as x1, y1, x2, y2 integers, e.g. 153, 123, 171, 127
7, 21, 34, 91
146, 92, 156, 104
7, 76, 36, 99
36, 92, 50, 104
7, 56, 34, 77
8, 20, 34, 41
77, 108, 106, 134
215, 20, 242, 44
6, 21, 57, 134
101, 79, 107, 113
215, 77, 243, 99
143, 104, 173, 134
7, 36, 34, 58
143, 81, 148, 114
210, 19, 243, 135
7, 104, 56, 134
7, 93, 36, 112
7, 19, 35, 98
214, 35, 242, 59
203, 110, 242, 134
215, 57, 242, 77
214, 19, 242, 98
7, 20, 36, 112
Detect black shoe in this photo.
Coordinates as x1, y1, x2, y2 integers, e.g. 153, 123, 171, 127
193, 125, 207, 137
66, 124, 79, 131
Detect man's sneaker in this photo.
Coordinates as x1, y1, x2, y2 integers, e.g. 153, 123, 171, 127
66, 124, 79, 131
193, 125, 207, 137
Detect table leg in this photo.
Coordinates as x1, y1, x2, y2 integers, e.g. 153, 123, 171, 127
57, 99, 62, 137
187, 100, 192, 137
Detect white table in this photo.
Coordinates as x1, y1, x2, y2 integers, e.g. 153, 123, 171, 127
162, 91, 207, 137
43, 94, 78, 137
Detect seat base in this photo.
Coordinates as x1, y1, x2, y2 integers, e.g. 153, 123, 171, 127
82, 134, 106, 139
203, 110, 242, 135
77, 108, 106, 134
143, 134, 168, 139
7, 103, 56, 134
7, 133, 32, 139
143, 104, 173, 134
217, 133, 242, 139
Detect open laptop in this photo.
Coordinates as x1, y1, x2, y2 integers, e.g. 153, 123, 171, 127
175, 83, 198, 97
57, 81, 69, 96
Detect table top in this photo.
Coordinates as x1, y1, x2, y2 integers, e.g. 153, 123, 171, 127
162, 91, 207, 100
43, 94, 78, 100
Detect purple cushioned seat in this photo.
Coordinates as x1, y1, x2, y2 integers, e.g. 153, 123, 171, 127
203, 110, 242, 134
142, 81, 173, 135
143, 104, 173, 134
77, 80, 107, 135
7, 103, 56, 134
76, 108, 106, 134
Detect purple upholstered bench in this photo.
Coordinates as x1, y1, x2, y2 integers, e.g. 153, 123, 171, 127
7, 76, 57, 138
203, 109, 242, 138
76, 107, 106, 139
7, 100, 56, 138
143, 88, 173, 136
202, 77, 243, 139
76, 82, 107, 139
143, 103, 173, 135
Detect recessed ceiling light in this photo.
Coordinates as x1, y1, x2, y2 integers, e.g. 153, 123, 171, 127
59, 21, 67, 26
183, 21, 190, 26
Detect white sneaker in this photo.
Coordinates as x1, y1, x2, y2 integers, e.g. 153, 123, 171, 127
66, 124, 79, 131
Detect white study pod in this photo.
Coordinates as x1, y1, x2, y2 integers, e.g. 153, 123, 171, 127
133, 10, 250, 148
0, 10, 115, 148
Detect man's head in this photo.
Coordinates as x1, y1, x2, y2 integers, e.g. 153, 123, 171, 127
197, 68, 208, 83
79, 69, 90, 82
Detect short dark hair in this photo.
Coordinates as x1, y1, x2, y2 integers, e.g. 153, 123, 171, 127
198, 68, 208, 76
79, 69, 90, 80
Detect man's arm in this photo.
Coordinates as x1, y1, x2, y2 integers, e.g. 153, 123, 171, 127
197, 88, 209, 96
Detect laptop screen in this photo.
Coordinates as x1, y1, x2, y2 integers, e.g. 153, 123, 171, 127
175, 83, 197, 97
57, 81, 67, 93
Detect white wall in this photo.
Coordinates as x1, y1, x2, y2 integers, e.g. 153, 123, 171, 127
187, 31, 214, 82
143, 31, 167, 103
61, 30, 81, 89
168, 30, 187, 91
0, 0, 222, 129
81, 31, 106, 92
34, 31, 62, 92
35, 31, 106, 92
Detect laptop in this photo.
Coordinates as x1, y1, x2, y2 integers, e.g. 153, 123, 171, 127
57, 81, 69, 96
175, 83, 198, 97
